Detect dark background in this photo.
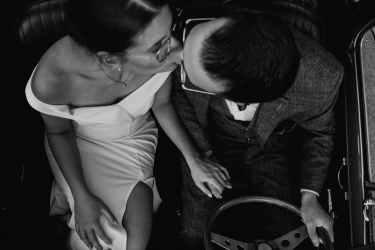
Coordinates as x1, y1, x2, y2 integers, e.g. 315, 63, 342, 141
1, 0, 354, 249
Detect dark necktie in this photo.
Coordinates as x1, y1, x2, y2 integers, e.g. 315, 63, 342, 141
237, 104, 247, 111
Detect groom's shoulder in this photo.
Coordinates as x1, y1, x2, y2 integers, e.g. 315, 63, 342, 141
291, 27, 342, 78
282, 28, 343, 106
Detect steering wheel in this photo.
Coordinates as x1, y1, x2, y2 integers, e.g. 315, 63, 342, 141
204, 196, 334, 250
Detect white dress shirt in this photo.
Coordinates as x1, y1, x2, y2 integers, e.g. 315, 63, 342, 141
225, 100, 259, 121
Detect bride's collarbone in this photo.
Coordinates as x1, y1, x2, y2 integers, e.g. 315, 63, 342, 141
70, 73, 151, 107
90, 72, 147, 95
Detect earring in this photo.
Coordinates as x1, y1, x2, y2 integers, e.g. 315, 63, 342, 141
112, 66, 122, 72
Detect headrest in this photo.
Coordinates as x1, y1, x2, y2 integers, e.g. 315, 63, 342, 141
13, 0, 324, 63
178, 1, 324, 43
13, 0, 69, 60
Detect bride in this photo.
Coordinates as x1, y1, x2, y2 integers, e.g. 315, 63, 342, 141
25, 0, 231, 249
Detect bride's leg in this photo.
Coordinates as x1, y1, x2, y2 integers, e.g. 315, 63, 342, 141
123, 182, 153, 250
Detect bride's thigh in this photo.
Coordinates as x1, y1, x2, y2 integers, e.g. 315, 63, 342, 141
123, 181, 153, 250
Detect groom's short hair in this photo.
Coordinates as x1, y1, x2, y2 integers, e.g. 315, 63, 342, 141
200, 11, 301, 103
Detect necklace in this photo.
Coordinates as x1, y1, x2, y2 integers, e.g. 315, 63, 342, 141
108, 69, 132, 88
95, 60, 132, 88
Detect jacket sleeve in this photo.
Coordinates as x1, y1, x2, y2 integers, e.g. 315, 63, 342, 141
298, 54, 344, 195
171, 69, 212, 154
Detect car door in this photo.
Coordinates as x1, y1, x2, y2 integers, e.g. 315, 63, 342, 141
337, 0, 375, 249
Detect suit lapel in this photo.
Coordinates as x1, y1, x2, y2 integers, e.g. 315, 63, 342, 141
253, 97, 290, 149
185, 81, 211, 127
184, 78, 290, 149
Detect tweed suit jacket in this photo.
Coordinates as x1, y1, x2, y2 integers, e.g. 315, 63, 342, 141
172, 28, 344, 195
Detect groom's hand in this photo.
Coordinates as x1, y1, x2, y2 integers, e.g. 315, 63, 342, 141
187, 150, 232, 199
206, 183, 223, 199
300, 192, 334, 247
203, 151, 232, 199
188, 155, 232, 199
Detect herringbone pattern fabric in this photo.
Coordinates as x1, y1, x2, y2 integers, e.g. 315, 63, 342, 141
172, 4, 343, 248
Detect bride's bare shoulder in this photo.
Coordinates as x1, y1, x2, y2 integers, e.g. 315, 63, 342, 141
31, 36, 76, 105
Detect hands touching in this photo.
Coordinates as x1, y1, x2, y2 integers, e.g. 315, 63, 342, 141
74, 192, 118, 250
186, 150, 232, 199
300, 192, 334, 247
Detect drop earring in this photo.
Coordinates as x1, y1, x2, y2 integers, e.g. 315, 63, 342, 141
112, 66, 122, 72
95, 58, 130, 87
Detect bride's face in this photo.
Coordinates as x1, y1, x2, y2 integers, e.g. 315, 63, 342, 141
124, 5, 181, 74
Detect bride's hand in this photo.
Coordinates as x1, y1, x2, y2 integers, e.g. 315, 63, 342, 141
186, 154, 232, 199
74, 192, 118, 250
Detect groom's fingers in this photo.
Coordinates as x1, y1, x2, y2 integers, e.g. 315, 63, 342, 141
207, 183, 222, 199
208, 178, 225, 194
306, 223, 319, 247
216, 166, 232, 189
196, 182, 213, 198
218, 166, 231, 180
214, 171, 227, 188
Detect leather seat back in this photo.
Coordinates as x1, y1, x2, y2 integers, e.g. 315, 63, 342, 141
13, 0, 324, 62
230, 0, 324, 42
13, 0, 69, 60
178, 0, 324, 43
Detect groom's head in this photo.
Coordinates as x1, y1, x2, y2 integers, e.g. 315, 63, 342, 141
181, 11, 301, 103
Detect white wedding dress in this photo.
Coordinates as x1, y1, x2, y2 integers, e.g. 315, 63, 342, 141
26, 67, 172, 249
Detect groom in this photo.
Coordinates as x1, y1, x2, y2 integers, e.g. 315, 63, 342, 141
171, 9, 343, 250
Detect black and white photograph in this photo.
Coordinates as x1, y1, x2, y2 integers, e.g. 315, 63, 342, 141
1, 1, 375, 249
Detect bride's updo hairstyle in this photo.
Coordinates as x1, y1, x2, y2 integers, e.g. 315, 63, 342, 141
65, 0, 168, 54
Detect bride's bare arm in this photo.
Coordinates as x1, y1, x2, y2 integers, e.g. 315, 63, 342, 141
41, 114, 88, 196
152, 75, 232, 199
31, 60, 119, 249
40, 113, 117, 250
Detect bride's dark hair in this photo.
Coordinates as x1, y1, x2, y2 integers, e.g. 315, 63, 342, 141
65, 0, 168, 54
